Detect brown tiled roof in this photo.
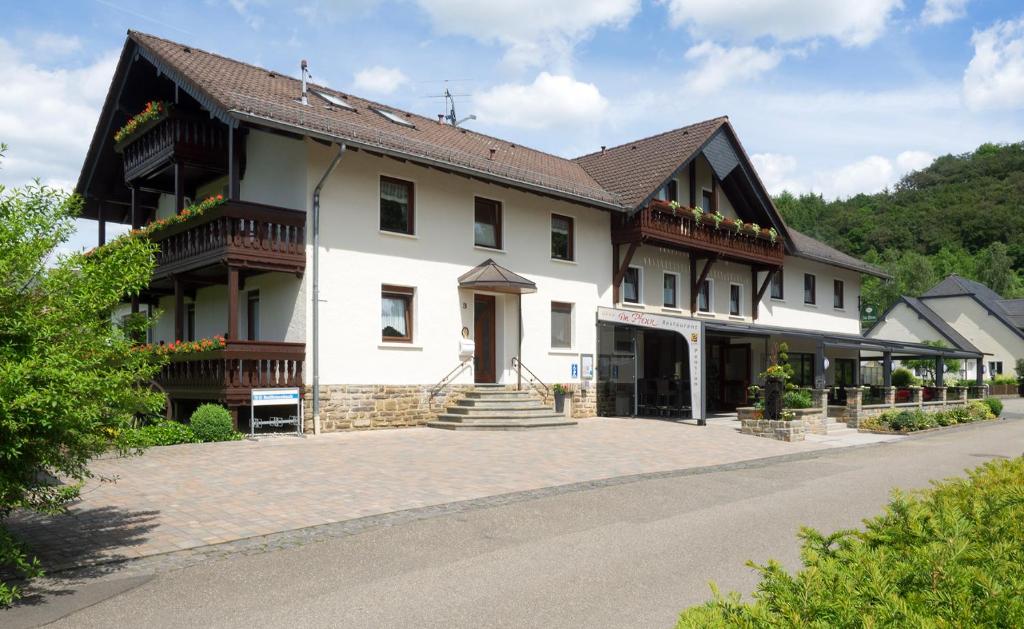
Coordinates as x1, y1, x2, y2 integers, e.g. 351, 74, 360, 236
127, 31, 620, 208
573, 118, 728, 209
786, 228, 891, 278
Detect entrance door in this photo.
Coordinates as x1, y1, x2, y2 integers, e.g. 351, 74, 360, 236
474, 295, 496, 383
721, 344, 751, 410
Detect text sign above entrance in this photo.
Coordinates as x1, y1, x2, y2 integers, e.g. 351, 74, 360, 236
597, 307, 705, 421
251, 388, 301, 407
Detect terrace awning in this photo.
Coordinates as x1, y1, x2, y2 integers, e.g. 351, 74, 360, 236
458, 258, 537, 295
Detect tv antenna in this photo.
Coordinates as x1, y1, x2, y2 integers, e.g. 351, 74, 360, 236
434, 84, 476, 127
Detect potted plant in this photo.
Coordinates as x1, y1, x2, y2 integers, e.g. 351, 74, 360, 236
553, 384, 569, 413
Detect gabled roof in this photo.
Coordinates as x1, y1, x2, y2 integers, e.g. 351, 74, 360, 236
919, 274, 1024, 341
573, 118, 727, 209
902, 297, 980, 353
921, 274, 1003, 301
458, 259, 536, 294
997, 299, 1024, 328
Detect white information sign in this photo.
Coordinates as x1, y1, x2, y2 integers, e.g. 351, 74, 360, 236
252, 388, 301, 406
597, 307, 705, 421
250, 388, 303, 436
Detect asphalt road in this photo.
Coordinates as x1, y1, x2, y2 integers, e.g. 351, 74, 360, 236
7, 406, 1024, 629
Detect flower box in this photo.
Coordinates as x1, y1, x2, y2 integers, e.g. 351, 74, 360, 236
113, 101, 170, 151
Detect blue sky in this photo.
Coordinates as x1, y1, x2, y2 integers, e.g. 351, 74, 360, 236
1, 1, 1023, 251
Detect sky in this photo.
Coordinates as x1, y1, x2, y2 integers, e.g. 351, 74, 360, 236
1, 0, 1023, 252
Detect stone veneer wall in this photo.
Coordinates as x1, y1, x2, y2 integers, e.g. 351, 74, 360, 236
739, 407, 824, 442
303, 382, 590, 433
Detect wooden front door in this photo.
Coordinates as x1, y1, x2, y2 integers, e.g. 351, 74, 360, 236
474, 295, 496, 383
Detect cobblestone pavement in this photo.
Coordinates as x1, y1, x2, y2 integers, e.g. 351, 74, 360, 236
7, 417, 851, 572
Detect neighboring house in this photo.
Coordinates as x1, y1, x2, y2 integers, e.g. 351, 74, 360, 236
867, 275, 1024, 381
77, 31, 963, 430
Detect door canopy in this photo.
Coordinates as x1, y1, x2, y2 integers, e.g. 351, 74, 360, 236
458, 259, 537, 295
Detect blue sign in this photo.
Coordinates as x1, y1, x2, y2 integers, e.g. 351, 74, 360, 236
571, 363, 578, 378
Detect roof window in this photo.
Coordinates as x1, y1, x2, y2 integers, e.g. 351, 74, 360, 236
373, 108, 415, 128
313, 90, 355, 111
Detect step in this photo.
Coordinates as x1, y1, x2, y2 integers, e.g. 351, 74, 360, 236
446, 407, 558, 418
434, 412, 568, 424
427, 417, 578, 431
453, 400, 551, 411
463, 391, 540, 401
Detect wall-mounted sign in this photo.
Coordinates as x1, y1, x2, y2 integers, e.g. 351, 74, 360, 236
571, 363, 579, 378
580, 354, 594, 380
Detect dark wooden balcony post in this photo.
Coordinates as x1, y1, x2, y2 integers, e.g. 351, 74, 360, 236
97, 204, 106, 246
227, 266, 239, 340
174, 161, 185, 212
130, 189, 140, 314
228, 125, 241, 201
173, 275, 185, 342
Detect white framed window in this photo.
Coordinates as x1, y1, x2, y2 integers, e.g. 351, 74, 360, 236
697, 278, 713, 313
663, 272, 679, 308
551, 302, 573, 349
770, 269, 784, 300
833, 279, 845, 309
729, 283, 742, 316
622, 266, 642, 304
804, 273, 816, 305
382, 285, 415, 342
701, 188, 713, 211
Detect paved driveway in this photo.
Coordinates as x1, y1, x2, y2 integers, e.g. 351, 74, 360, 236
7, 417, 873, 571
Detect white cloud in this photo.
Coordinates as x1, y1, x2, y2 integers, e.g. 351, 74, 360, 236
684, 42, 783, 93
352, 66, 409, 95
228, 0, 265, 30
896, 150, 934, 172
473, 72, 608, 130
659, 0, 904, 47
0, 39, 117, 191
964, 17, 1024, 111
822, 155, 894, 198
751, 153, 801, 195
30, 32, 82, 58
415, 0, 640, 70
921, 0, 969, 25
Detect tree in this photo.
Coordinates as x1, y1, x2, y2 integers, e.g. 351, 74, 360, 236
976, 242, 1021, 297
902, 340, 961, 385
0, 146, 164, 605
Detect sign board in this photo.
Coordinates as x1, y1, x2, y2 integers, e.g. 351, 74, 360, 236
580, 354, 594, 380
571, 363, 579, 378
597, 307, 704, 421
252, 388, 301, 406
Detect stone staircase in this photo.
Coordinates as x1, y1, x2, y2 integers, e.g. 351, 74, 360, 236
427, 384, 577, 431
820, 418, 859, 437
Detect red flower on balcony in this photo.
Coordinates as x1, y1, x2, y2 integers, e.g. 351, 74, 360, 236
113, 101, 168, 144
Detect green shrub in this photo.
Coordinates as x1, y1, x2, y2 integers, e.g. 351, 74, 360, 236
990, 374, 1018, 385
782, 390, 813, 409
891, 367, 918, 387
983, 397, 1004, 417
966, 400, 996, 422
677, 456, 1024, 627
933, 411, 954, 427
948, 406, 972, 424
118, 420, 196, 448
189, 404, 242, 442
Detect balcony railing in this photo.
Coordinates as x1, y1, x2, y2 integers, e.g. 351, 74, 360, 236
156, 340, 304, 406
150, 200, 306, 278
612, 200, 784, 265
117, 109, 229, 182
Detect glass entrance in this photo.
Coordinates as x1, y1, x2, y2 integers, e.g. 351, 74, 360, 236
597, 323, 636, 416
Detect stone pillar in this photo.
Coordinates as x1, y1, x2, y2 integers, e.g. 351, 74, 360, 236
883, 386, 896, 407
844, 387, 863, 427
936, 386, 947, 407
812, 388, 829, 409
910, 386, 923, 407
959, 386, 968, 404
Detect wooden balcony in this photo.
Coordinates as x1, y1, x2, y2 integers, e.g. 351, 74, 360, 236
150, 200, 306, 281
612, 200, 784, 266
116, 109, 230, 183
156, 340, 305, 407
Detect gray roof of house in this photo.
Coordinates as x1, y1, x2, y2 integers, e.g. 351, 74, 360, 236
919, 274, 1024, 340
786, 228, 891, 278
997, 299, 1024, 328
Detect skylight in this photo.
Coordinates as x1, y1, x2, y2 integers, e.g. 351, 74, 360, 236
312, 90, 355, 111
373, 108, 415, 128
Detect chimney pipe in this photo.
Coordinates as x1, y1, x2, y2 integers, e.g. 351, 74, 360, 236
300, 59, 309, 106
601, 145, 606, 153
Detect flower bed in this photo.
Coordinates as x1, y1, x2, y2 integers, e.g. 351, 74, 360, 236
131, 194, 227, 238
133, 336, 226, 357
113, 100, 169, 144
649, 199, 779, 244
858, 400, 996, 434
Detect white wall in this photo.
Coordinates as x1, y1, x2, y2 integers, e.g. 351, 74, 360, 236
757, 257, 861, 334
924, 295, 1024, 375
309, 143, 612, 386
865, 302, 946, 344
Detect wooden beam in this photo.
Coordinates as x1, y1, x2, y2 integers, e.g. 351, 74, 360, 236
690, 254, 698, 314
752, 267, 776, 321
688, 161, 697, 207
612, 241, 639, 304
691, 254, 717, 315
97, 204, 106, 246
130, 187, 141, 229
174, 161, 185, 212
711, 176, 718, 213
227, 266, 239, 341
173, 276, 185, 342
228, 125, 241, 201
612, 243, 620, 304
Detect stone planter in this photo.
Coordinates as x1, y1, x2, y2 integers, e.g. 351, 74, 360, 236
741, 418, 807, 442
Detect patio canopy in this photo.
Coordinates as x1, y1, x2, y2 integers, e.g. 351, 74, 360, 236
458, 258, 537, 295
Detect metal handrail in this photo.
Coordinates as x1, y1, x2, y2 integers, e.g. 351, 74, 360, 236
512, 357, 550, 402
428, 357, 472, 407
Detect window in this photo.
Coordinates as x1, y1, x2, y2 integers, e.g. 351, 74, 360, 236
186, 303, 196, 342
729, 284, 741, 316
622, 267, 641, 304
701, 189, 713, 211
665, 180, 678, 202
312, 89, 356, 111
474, 197, 502, 249
770, 270, 784, 300
551, 214, 574, 261
246, 291, 260, 341
804, 273, 816, 305
833, 279, 845, 309
551, 302, 573, 349
790, 353, 815, 387
697, 279, 712, 313
989, 361, 1003, 376
663, 273, 678, 308
381, 285, 414, 342
380, 177, 414, 234
372, 108, 415, 128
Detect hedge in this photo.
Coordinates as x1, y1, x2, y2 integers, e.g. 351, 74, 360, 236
677, 456, 1024, 627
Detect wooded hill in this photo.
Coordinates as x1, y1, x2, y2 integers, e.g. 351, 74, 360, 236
774, 142, 1024, 319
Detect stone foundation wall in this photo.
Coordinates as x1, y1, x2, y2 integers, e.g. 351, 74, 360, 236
738, 407, 822, 441
568, 383, 597, 419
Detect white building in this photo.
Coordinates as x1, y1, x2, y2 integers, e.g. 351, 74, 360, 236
78, 31, 970, 430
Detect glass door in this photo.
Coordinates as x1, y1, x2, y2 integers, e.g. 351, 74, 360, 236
598, 323, 636, 416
